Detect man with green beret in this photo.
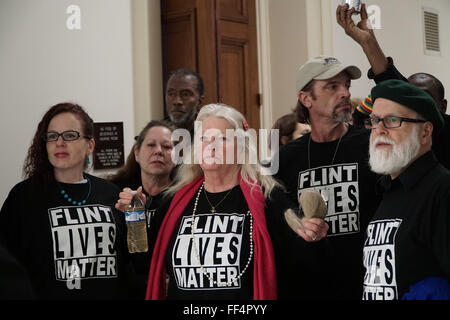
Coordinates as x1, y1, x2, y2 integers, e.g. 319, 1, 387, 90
337, 2, 450, 171
362, 79, 450, 300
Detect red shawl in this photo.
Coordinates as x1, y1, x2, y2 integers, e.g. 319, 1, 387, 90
145, 174, 277, 300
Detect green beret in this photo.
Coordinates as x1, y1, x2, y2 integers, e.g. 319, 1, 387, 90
371, 79, 444, 132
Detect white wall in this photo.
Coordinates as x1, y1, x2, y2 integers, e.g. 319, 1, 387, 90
331, 0, 450, 105
0, 0, 135, 205
131, 0, 164, 131
267, 0, 309, 125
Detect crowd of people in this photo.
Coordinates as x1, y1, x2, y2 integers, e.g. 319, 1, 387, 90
0, 3, 449, 300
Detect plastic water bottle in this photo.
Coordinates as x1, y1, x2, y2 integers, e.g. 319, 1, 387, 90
125, 191, 148, 253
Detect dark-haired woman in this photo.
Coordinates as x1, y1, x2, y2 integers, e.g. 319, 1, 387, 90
109, 120, 175, 196
109, 120, 176, 297
270, 113, 311, 150
0, 102, 131, 299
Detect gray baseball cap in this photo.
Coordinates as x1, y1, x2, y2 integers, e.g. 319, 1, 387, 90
296, 56, 362, 93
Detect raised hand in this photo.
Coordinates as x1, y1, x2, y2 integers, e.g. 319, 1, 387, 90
336, 3, 388, 75
336, 3, 375, 45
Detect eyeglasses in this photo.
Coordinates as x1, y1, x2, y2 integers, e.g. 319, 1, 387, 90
364, 116, 427, 129
43, 130, 92, 142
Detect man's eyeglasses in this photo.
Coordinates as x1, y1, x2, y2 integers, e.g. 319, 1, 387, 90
364, 116, 427, 129
43, 130, 92, 142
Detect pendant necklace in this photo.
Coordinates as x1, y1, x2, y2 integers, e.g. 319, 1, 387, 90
307, 133, 343, 169
203, 184, 234, 213
306, 130, 344, 213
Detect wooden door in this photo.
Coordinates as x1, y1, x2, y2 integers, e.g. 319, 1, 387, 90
161, 0, 261, 129
161, 0, 217, 106
216, 0, 260, 129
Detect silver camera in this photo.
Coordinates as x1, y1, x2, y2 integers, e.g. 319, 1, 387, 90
342, 0, 361, 13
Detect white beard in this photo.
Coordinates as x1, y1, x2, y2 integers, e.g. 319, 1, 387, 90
369, 126, 421, 175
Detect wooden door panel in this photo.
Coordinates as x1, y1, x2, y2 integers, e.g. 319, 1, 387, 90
162, 0, 196, 13
161, 9, 198, 81
219, 40, 247, 115
219, 0, 248, 22
217, 0, 260, 129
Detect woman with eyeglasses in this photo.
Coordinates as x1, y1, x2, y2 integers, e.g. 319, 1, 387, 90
0, 102, 132, 299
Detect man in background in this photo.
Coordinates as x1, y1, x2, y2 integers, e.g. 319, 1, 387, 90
164, 68, 204, 138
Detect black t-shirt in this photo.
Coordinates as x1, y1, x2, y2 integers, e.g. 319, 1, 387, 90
0, 174, 130, 299
149, 181, 326, 300
165, 185, 254, 300
275, 126, 381, 299
363, 152, 450, 300
111, 177, 169, 298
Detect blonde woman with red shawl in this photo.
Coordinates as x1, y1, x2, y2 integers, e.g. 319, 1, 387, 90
117, 103, 328, 299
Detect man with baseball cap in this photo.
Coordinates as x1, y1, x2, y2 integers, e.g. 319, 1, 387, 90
275, 56, 381, 299
363, 79, 450, 300
295, 56, 361, 126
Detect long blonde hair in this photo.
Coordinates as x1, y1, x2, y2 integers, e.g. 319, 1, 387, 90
166, 103, 279, 198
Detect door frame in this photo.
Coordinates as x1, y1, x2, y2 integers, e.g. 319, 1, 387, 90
255, 0, 274, 131
130, 0, 333, 132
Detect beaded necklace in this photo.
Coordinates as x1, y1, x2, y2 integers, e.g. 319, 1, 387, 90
57, 174, 92, 206
191, 182, 253, 287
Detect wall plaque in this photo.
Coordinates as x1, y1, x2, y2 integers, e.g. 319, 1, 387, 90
93, 122, 124, 170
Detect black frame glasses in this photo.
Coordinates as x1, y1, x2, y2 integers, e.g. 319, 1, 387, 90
43, 130, 92, 142
364, 116, 427, 129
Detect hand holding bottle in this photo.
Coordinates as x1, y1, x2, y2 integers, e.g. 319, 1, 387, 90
115, 186, 146, 212
115, 187, 148, 253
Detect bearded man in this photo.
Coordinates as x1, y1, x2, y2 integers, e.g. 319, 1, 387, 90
275, 56, 381, 299
363, 79, 450, 300
165, 68, 204, 138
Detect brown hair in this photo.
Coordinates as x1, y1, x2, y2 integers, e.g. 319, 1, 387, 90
108, 120, 175, 188
294, 80, 315, 124
269, 113, 298, 149
23, 102, 94, 185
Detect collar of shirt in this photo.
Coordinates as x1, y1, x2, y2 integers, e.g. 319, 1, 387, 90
376, 151, 438, 193
143, 189, 167, 211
